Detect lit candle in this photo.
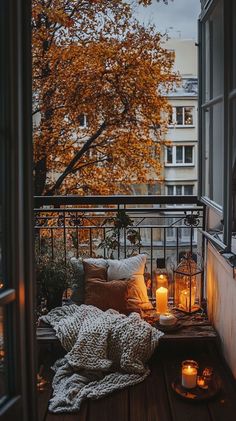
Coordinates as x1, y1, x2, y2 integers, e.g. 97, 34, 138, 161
157, 274, 168, 287
179, 288, 196, 311
156, 286, 168, 314
159, 312, 176, 326
182, 361, 198, 389
197, 376, 207, 389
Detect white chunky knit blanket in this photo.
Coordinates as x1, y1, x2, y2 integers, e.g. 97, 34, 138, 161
41, 304, 163, 413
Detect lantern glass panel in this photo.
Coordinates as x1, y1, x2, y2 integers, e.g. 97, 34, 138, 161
174, 254, 202, 313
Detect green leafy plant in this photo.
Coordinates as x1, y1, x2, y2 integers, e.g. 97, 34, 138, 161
98, 210, 142, 258
36, 256, 77, 311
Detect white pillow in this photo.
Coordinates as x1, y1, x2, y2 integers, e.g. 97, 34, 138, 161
107, 254, 147, 280
107, 254, 152, 310
83, 257, 108, 267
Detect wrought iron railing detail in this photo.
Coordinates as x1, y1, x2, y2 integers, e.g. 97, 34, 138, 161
34, 196, 204, 296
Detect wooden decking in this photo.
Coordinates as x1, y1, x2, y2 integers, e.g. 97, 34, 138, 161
37, 311, 236, 421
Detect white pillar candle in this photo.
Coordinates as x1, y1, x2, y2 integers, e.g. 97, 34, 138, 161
182, 365, 197, 389
156, 287, 168, 314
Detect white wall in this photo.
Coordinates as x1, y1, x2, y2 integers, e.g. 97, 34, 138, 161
164, 39, 198, 77
206, 242, 236, 378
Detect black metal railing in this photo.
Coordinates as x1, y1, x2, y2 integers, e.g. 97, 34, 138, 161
34, 195, 204, 297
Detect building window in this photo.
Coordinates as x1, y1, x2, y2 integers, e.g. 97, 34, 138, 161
78, 114, 88, 128
167, 185, 194, 196
169, 106, 194, 126
165, 146, 194, 165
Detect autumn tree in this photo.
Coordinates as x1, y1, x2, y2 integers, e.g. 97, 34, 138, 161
32, 0, 178, 196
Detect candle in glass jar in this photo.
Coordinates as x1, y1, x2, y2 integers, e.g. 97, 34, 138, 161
181, 361, 198, 389
156, 286, 168, 314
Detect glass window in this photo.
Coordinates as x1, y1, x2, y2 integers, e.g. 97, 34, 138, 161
167, 185, 174, 195
184, 107, 193, 125
167, 147, 173, 164
184, 146, 193, 163
176, 146, 183, 163
184, 185, 194, 195
176, 107, 183, 125
78, 114, 87, 127
176, 185, 182, 195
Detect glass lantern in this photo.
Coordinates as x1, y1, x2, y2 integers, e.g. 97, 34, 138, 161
173, 252, 202, 313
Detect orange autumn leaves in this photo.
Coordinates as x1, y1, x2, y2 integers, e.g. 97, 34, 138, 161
32, 0, 179, 196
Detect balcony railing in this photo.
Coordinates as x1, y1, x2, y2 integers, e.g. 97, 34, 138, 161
34, 195, 204, 298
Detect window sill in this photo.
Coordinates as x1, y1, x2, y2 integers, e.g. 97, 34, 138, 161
165, 164, 195, 167
168, 125, 195, 129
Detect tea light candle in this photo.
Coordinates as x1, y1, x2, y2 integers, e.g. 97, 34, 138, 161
156, 286, 168, 314
159, 312, 176, 326
197, 376, 208, 389
181, 361, 198, 389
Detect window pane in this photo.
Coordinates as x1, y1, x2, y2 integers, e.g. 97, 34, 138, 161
167, 185, 174, 195
212, 1, 223, 98
184, 107, 193, 125
167, 147, 173, 163
176, 185, 182, 195
176, 107, 183, 125
184, 146, 193, 163
168, 109, 173, 125
176, 146, 183, 163
184, 185, 193, 195
212, 103, 223, 205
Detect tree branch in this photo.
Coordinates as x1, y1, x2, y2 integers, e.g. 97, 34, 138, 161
45, 121, 107, 195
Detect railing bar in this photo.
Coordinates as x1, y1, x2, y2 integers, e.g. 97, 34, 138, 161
124, 228, 126, 259
138, 228, 141, 254
103, 228, 106, 258
51, 228, 54, 261
35, 223, 203, 230
150, 228, 153, 295
117, 204, 120, 259
39, 227, 41, 254
90, 229, 93, 257
176, 227, 179, 263
63, 212, 67, 264
34, 206, 204, 213
164, 228, 166, 263
76, 211, 79, 259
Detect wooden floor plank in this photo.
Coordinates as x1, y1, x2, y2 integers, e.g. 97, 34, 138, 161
129, 351, 172, 421
87, 387, 129, 421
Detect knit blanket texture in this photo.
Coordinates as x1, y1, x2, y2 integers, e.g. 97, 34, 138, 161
40, 304, 163, 413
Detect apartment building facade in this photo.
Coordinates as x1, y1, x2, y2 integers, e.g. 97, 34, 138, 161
162, 38, 198, 198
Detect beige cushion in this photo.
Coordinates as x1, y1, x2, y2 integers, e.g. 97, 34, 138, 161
107, 255, 152, 310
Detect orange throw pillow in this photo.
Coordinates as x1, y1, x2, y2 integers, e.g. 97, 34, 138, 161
83, 261, 107, 281
85, 278, 139, 314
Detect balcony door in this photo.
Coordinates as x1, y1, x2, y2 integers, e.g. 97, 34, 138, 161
0, 1, 37, 420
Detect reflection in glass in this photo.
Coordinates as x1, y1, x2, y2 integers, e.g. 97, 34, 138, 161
185, 146, 193, 163
167, 147, 173, 164
176, 107, 183, 125
176, 146, 183, 163
184, 107, 193, 125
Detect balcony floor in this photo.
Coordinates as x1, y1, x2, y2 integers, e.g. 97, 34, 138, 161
37, 338, 236, 421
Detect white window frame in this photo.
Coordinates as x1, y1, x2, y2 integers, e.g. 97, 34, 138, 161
169, 106, 195, 127
165, 145, 195, 166
166, 185, 194, 196
78, 114, 88, 128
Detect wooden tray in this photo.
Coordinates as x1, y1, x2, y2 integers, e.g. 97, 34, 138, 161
171, 377, 221, 401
